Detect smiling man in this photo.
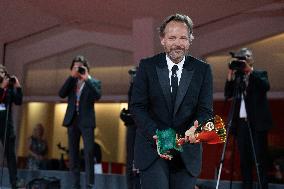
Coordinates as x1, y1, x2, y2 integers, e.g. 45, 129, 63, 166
130, 14, 213, 189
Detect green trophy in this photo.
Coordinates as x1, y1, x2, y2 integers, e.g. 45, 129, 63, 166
156, 128, 183, 158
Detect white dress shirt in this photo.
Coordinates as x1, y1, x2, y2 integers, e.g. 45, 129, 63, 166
166, 56, 185, 92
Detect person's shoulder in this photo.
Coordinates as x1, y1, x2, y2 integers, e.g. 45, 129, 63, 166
186, 55, 210, 68
141, 53, 164, 62
253, 69, 267, 74
89, 76, 101, 83
251, 69, 268, 78
139, 53, 165, 66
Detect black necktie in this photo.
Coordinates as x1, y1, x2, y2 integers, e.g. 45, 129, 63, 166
171, 65, 179, 105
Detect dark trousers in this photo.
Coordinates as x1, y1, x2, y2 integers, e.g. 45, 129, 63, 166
68, 115, 95, 189
0, 111, 17, 188
236, 119, 268, 189
140, 153, 196, 189
126, 125, 140, 189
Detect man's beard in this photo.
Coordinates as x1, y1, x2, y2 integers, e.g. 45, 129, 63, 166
167, 47, 187, 63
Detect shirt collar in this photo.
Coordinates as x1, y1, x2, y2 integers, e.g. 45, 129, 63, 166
166, 55, 185, 72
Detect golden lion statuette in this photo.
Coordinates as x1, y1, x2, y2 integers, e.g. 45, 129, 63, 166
156, 115, 226, 158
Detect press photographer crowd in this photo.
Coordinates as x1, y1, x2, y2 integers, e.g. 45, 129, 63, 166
0, 13, 283, 189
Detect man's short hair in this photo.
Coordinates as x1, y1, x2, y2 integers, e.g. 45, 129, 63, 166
159, 13, 194, 41
236, 48, 254, 65
70, 55, 90, 71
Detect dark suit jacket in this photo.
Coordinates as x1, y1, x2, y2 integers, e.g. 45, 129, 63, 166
224, 70, 273, 132
0, 87, 23, 135
130, 53, 213, 176
59, 76, 101, 128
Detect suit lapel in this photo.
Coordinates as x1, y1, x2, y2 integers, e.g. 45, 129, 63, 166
156, 55, 172, 113
174, 56, 195, 115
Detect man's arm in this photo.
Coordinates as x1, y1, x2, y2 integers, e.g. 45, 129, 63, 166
85, 77, 102, 100
58, 76, 77, 98
196, 64, 213, 122
130, 60, 157, 140
185, 64, 213, 143
12, 87, 23, 105
224, 69, 235, 99
250, 71, 270, 92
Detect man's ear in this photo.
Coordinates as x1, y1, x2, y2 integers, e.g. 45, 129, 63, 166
160, 36, 165, 46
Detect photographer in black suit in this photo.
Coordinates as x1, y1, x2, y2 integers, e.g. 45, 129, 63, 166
59, 55, 101, 189
225, 48, 273, 189
120, 67, 140, 189
0, 64, 23, 189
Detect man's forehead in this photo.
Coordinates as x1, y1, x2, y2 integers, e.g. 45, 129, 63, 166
74, 62, 83, 66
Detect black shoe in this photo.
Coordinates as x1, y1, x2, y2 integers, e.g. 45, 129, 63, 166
71, 185, 81, 189
86, 184, 94, 189
12, 179, 25, 189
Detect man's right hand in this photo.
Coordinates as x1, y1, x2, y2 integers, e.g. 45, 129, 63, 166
1, 77, 9, 88
71, 66, 79, 78
153, 135, 173, 160
227, 69, 234, 81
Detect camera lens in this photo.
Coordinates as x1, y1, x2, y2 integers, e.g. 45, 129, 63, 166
78, 67, 85, 74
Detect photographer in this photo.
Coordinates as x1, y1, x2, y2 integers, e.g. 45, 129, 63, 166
59, 55, 101, 189
120, 67, 140, 189
0, 64, 23, 189
224, 48, 273, 189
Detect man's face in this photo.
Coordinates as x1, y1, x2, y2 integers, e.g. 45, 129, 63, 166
0, 68, 6, 79
72, 62, 84, 71
160, 21, 190, 63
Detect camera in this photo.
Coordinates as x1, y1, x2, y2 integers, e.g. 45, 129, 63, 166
8, 76, 16, 86
77, 66, 86, 75
228, 51, 247, 72
228, 48, 253, 72
0, 71, 16, 86
228, 60, 246, 71
128, 67, 137, 76
120, 108, 135, 126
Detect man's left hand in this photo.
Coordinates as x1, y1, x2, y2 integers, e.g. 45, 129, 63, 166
185, 120, 200, 143
13, 76, 21, 88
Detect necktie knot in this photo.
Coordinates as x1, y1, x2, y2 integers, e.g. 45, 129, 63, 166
172, 65, 178, 75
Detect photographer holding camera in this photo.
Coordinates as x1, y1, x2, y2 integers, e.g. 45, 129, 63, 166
120, 67, 140, 189
224, 48, 273, 189
59, 55, 101, 189
0, 64, 23, 189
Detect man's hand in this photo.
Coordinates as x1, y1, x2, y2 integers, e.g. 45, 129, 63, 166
185, 120, 200, 143
13, 76, 21, 88
71, 66, 80, 78
227, 69, 234, 81
1, 77, 9, 88
244, 61, 253, 74
153, 135, 173, 160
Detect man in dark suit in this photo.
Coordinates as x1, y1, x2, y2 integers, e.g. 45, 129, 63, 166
130, 14, 213, 189
59, 55, 101, 189
225, 48, 273, 189
0, 64, 23, 189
